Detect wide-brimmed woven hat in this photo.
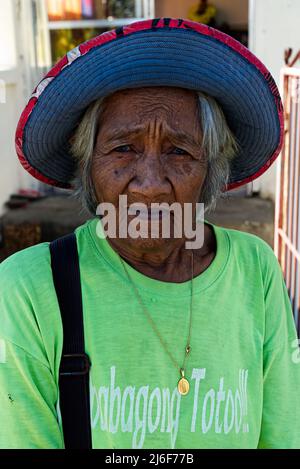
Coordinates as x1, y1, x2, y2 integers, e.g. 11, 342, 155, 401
15, 17, 284, 191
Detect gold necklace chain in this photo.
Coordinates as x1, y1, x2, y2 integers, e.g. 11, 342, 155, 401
119, 250, 194, 396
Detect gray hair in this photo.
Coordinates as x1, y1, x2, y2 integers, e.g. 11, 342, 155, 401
70, 90, 240, 215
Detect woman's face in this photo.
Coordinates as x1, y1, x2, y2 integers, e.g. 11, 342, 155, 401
91, 86, 208, 254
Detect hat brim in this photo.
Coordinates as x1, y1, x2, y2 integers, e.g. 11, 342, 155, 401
15, 18, 284, 191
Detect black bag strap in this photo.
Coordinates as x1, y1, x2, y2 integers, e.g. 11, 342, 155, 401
50, 232, 92, 449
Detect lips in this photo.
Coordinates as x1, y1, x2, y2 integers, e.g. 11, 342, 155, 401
128, 205, 171, 220
116, 198, 176, 223
136, 209, 169, 221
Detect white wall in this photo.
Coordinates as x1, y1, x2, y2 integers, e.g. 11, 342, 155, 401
0, 0, 17, 70
0, 0, 50, 215
248, 0, 300, 201
0, 1, 30, 215
0, 73, 21, 209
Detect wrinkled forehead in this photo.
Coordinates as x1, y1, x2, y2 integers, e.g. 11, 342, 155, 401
98, 86, 201, 136
103, 86, 198, 103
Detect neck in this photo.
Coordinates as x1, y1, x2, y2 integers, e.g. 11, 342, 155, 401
106, 224, 216, 283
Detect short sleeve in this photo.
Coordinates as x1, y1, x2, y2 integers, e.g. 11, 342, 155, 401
0, 247, 64, 448
258, 249, 300, 448
0, 338, 64, 448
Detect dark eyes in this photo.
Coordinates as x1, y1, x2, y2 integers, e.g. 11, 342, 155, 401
114, 145, 189, 155
172, 147, 189, 155
114, 145, 132, 153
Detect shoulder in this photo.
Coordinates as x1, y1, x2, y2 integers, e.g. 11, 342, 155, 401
0, 220, 92, 369
0, 218, 93, 284
218, 224, 276, 259
0, 240, 53, 305
215, 224, 281, 284
0, 242, 56, 366
0, 241, 51, 288
217, 226, 291, 331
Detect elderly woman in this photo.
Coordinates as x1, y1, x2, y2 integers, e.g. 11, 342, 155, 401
1, 18, 300, 450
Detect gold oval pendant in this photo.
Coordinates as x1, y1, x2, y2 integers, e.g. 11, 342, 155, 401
178, 377, 190, 395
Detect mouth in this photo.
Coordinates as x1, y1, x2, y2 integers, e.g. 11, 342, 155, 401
127, 204, 172, 221
137, 209, 170, 221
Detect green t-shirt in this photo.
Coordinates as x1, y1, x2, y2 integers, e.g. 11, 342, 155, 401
0, 217, 300, 449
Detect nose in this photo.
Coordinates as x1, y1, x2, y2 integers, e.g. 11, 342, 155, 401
128, 153, 171, 203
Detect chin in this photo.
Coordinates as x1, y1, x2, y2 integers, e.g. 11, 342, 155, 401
125, 236, 177, 252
